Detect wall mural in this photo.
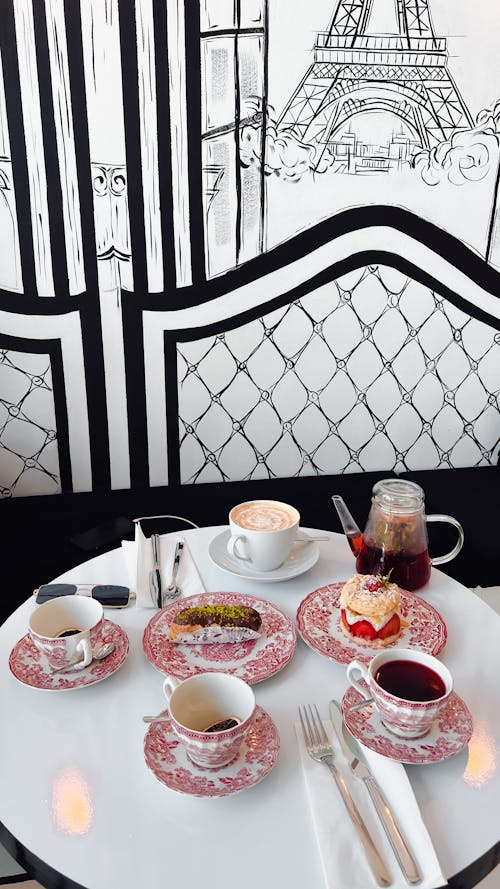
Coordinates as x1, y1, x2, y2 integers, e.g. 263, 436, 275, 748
0, 0, 498, 497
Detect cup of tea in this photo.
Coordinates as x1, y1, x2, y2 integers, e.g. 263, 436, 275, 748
163, 672, 255, 767
29, 595, 104, 670
346, 648, 453, 739
227, 499, 300, 571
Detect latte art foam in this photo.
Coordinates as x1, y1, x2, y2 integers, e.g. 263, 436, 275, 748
231, 501, 297, 532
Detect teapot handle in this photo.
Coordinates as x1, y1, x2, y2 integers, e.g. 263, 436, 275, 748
426, 515, 464, 566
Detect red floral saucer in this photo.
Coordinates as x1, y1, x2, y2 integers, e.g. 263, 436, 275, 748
342, 685, 473, 764
142, 592, 296, 684
144, 705, 280, 797
9, 619, 129, 691
296, 581, 447, 665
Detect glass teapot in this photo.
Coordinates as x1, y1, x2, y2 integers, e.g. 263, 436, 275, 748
332, 479, 464, 591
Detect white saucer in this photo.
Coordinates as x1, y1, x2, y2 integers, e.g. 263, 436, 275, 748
144, 705, 280, 797
208, 528, 320, 582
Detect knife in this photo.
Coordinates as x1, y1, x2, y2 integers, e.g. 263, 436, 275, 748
329, 700, 422, 885
149, 533, 162, 608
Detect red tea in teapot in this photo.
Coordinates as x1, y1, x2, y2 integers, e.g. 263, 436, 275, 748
354, 539, 432, 592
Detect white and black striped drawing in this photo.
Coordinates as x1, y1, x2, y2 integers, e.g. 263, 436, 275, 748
0, 0, 499, 497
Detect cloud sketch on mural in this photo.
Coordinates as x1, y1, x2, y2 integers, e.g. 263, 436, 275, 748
239, 99, 335, 182
414, 100, 500, 186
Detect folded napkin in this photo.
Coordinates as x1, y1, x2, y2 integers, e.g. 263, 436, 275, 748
296, 719, 446, 889
121, 523, 205, 607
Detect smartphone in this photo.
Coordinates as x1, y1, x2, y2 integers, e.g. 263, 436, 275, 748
34, 583, 132, 608
70, 517, 135, 552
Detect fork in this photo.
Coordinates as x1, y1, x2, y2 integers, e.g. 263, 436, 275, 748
299, 704, 392, 887
162, 540, 184, 604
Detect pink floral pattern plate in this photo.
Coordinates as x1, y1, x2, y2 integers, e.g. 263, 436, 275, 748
342, 684, 473, 764
9, 619, 129, 691
296, 581, 447, 665
142, 592, 296, 684
144, 705, 279, 797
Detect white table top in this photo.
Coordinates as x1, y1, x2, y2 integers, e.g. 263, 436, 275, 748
1, 528, 499, 889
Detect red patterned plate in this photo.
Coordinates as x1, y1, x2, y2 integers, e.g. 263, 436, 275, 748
144, 705, 279, 797
142, 592, 296, 684
342, 685, 473, 764
9, 619, 129, 691
296, 582, 447, 665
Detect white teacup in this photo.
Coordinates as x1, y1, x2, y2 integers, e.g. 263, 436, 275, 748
346, 648, 453, 739
29, 595, 104, 670
227, 499, 300, 571
163, 672, 255, 768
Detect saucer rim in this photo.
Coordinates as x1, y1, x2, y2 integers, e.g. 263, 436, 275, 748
9, 619, 129, 691
143, 704, 280, 797
208, 528, 319, 582
341, 686, 473, 764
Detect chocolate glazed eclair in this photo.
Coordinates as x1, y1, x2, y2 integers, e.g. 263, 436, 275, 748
168, 604, 262, 644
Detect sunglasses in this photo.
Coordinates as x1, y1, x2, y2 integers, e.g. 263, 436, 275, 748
33, 583, 133, 608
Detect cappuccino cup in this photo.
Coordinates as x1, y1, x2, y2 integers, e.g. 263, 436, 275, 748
29, 595, 104, 670
346, 648, 452, 739
163, 672, 255, 768
227, 499, 300, 571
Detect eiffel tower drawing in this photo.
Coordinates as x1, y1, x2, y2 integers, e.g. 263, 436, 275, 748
279, 0, 473, 165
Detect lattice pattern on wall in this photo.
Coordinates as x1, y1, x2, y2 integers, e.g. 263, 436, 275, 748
177, 266, 500, 483
0, 350, 61, 497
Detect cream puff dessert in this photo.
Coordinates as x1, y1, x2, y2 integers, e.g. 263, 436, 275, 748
339, 573, 404, 646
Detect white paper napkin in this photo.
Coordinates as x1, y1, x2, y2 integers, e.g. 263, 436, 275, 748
121, 523, 205, 607
296, 719, 447, 889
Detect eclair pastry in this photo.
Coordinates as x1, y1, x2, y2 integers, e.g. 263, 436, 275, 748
168, 604, 262, 644
339, 573, 404, 646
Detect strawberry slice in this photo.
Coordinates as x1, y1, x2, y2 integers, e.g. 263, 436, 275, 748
378, 614, 401, 640
350, 620, 377, 640
349, 618, 378, 641
341, 609, 377, 640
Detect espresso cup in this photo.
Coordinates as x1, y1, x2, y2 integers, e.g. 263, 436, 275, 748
346, 648, 453, 739
163, 672, 255, 768
227, 499, 300, 571
29, 595, 104, 670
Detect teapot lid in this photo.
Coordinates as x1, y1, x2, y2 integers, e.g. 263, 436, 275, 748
372, 479, 424, 514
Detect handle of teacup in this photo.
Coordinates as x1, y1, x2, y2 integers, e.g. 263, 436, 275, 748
346, 659, 371, 699
163, 675, 181, 703
76, 637, 93, 668
426, 514, 464, 566
227, 534, 250, 563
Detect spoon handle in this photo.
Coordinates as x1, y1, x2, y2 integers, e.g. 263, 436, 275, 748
143, 716, 170, 723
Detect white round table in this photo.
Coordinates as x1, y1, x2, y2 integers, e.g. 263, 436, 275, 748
0, 528, 499, 889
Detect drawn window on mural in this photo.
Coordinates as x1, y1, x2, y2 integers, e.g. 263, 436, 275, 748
198, 0, 500, 280
200, 0, 267, 279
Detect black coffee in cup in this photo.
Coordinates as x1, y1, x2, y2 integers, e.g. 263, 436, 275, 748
56, 628, 83, 638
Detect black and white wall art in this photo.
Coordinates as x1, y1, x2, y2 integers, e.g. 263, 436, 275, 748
0, 0, 499, 497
